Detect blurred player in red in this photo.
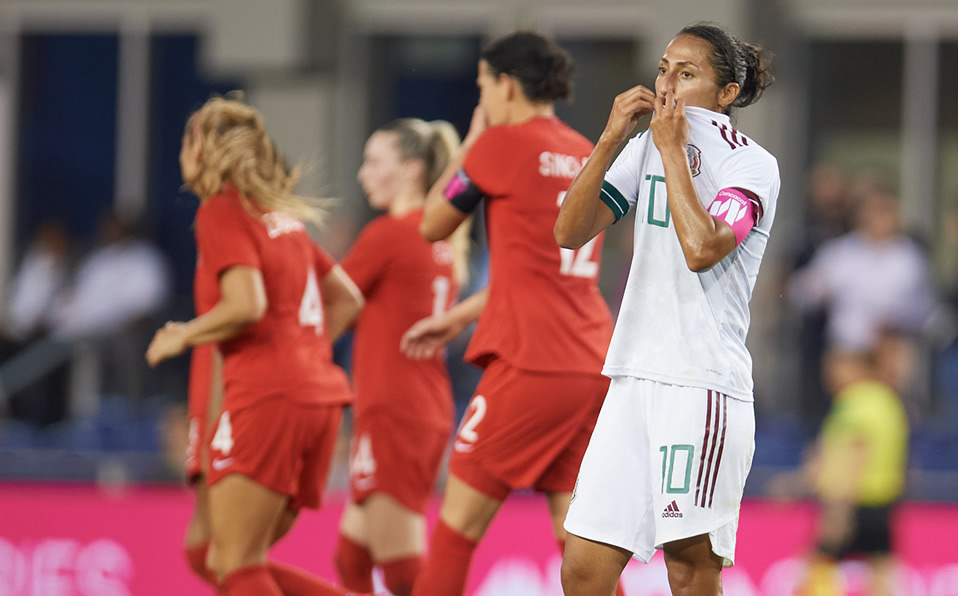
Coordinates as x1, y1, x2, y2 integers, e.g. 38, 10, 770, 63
333, 118, 469, 596
400, 32, 621, 596
146, 96, 366, 596
180, 292, 220, 581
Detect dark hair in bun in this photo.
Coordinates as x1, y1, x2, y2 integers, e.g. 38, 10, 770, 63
481, 31, 574, 103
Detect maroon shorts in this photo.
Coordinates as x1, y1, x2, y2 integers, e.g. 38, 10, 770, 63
206, 398, 343, 510
449, 358, 609, 500
349, 410, 450, 514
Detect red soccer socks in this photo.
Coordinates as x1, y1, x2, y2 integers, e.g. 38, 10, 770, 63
219, 565, 283, 596
185, 542, 215, 585
334, 533, 375, 593
411, 521, 477, 596
381, 555, 422, 596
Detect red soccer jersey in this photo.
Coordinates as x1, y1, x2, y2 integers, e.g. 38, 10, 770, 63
194, 185, 352, 410
341, 210, 456, 431
462, 116, 612, 373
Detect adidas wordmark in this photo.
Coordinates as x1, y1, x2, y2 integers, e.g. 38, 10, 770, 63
662, 500, 683, 518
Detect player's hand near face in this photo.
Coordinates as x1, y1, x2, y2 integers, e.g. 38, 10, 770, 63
421, 105, 485, 242
650, 91, 690, 155
555, 85, 653, 250
146, 321, 190, 367
600, 85, 656, 146
463, 105, 489, 148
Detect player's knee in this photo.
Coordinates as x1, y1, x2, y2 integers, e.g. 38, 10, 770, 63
206, 538, 262, 581
560, 553, 598, 593
664, 559, 696, 592
663, 551, 721, 596
664, 535, 723, 593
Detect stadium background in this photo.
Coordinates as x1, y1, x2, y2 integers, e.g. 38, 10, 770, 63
0, 0, 957, 594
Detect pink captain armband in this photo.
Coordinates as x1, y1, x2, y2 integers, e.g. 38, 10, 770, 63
707, 187, 760, 246
444, 168, 484, 214
444, 171, 469, 199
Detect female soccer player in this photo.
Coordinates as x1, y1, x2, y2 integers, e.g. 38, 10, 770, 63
146, 96, 365, 596
554, 22, 778, 596
333, 118, 468, 596
402, 32, 620, 596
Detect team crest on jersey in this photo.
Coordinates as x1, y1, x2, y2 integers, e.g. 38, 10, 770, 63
687, 144, 702, 177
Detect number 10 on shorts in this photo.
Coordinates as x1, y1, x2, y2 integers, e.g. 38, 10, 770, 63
659, 444, 694, 494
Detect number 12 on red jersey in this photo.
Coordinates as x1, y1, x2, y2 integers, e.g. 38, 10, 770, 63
556, 191, 599, 279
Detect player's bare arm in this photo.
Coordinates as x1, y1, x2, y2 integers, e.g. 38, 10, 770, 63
652, 91, 737, 272
146, 266, 266, 366
555, 85, 654, 249
421, 106, 487, 242
400, 286, 489, 360
320, 264, 364, 343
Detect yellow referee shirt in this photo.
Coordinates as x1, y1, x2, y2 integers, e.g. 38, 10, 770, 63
817, 380, 909, 506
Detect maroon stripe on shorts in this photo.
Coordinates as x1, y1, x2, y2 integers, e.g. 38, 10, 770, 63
699, 391, 722, 508
694, 390, 713, 506
707, 394, 729, 508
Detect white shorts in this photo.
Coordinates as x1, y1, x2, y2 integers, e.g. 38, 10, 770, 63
564, 376, 755, 567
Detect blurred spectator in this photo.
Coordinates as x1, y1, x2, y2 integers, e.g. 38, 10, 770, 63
0, 210, 171, 423
49, 210, 169, 340
2, 219, 70, 340
793, 164, 853, 269
0, 221, 72, 425
789, 185, 933, 353
788, 165, 854, 428
788, 185, 935, 424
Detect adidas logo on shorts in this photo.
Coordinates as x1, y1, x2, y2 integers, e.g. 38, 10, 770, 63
662, 500, 683, 518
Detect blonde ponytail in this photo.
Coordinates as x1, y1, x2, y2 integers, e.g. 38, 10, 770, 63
428, 120, 470, 287
426, 120, 459, 188
375, 118, 471, 286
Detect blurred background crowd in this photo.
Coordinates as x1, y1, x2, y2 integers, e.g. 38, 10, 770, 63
0, 0, 956, 506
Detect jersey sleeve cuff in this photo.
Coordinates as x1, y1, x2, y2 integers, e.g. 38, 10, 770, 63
600, 180, 630, 223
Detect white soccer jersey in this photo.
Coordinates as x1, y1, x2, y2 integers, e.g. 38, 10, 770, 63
600, 106, 780, 401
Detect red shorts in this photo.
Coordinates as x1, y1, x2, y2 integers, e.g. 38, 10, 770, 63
186, 414, 205, 483
349, 411, 450, 514
206, 398, 343, 510
449, 358, 609, 500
